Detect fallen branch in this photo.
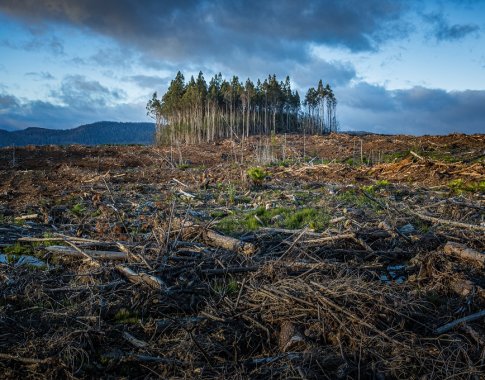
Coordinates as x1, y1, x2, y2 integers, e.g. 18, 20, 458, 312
435, 310, 485, 335
116, 265, 166, 289
178, 189, 196, 199
443, 242, 485, 266
302, 233, 356, 246
0, 352, 52, 364
259, 227, 322, 238
14, 214, 38, 221
46, 245, 127, 260
201, 266, 259, 275
410, 150, 425, 161
408, 210, 485, 232
204, 229, 256, 256
176, 218, 256, 256
122, 332, 148, 348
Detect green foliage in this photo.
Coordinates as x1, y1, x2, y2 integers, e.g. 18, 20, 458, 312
212, 278, 240, 296
337, 189, 374, 208
448, 179, 485, 194
4, 242, 32, 255
217, 206, 329, 234
375, 179, 390, 187
210, 209, 228, 218
113, 308, 139, 324
247, 167, 267, 186
14, 218, 26, 226
227, 183, 237, 204
151, 71, 337, 145
71, 203, 86, 217
177, 163, 190, 170
381, 151, 408, 163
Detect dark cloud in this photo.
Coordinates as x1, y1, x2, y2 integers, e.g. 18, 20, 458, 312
25, 71, 55, 80
338, 84, 485, 135
0, 93, 20, 111
52, 75, 125, 108
0, 0, 410, 64
424, 12, 480, 41
338, 83, 395, 112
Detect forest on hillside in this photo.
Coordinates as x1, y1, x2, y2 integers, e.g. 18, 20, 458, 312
147, 72, 338, 144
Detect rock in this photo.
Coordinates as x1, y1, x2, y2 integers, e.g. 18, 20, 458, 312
398, 223, 415, 235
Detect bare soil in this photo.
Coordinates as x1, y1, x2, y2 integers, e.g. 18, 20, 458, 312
0, 133, 484, 379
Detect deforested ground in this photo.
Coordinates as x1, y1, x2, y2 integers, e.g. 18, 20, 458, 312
0, 133, 484, 379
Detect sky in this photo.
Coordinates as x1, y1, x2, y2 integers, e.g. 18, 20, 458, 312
0, 0, 484, 135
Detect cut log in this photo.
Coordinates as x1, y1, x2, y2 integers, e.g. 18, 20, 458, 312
204, 229, 256, 256
174, 218, 256, 256
410, 150, 425, 161
122, 332, 148, 348
443, 242, 485, 267
116, 265, 166, 289
46, 245, 127, 260
14, 214, 38, 221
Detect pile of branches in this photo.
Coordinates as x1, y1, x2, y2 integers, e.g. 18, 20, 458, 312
1, 211, 484, 379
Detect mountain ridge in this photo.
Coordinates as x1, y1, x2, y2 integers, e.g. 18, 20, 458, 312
0, 121, 155, 147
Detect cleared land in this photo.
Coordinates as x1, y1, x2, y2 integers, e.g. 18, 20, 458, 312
0, 133, 484, 379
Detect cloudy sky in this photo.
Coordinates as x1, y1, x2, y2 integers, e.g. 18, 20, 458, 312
0, 0, 484, 134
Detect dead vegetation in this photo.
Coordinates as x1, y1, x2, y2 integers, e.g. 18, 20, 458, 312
0, 133, 484, 379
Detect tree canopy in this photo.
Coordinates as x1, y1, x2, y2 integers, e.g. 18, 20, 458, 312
147, 72, 337, 144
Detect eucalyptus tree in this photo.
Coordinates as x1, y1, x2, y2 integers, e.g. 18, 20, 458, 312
149, 71, 337, 145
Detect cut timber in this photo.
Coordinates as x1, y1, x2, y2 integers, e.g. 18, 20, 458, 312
302, 233, 355, 246
204, 229, 256, 256
14, 214, 38, 221
409, 150, 425, 161
175, 218, 256, 256
435, 309, 485, 335
46, 245, 127, 260
116, 265, 166, 289
444, 242, 485, 267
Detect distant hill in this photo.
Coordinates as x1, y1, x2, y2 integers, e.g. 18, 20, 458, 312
0, 122, 155, 147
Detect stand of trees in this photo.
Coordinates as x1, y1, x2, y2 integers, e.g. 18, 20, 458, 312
147, 71, 337, 145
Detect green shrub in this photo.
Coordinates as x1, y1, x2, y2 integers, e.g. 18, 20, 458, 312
247, 167, 267, 187
448, 179, 485, 194
71, 203, 86, 216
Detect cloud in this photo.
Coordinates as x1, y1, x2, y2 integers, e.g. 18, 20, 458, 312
25, 71, 55, 80
291, 58, 357, 89
124, 75, 170, 90
1, 80, 484, 135
0, 0, 411, 64
52, 75, 126, 108
89, 47, 135, 69
338, 83, 485, 135
0, 91, 149, 131
0, 93, 21, 114
424, 12, 480, 41
1, 34, 65, 55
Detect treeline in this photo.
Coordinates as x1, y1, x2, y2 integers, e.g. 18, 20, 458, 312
146, 71, 337, 144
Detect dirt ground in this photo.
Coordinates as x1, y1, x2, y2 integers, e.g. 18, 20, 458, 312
0, 133, 484, 379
